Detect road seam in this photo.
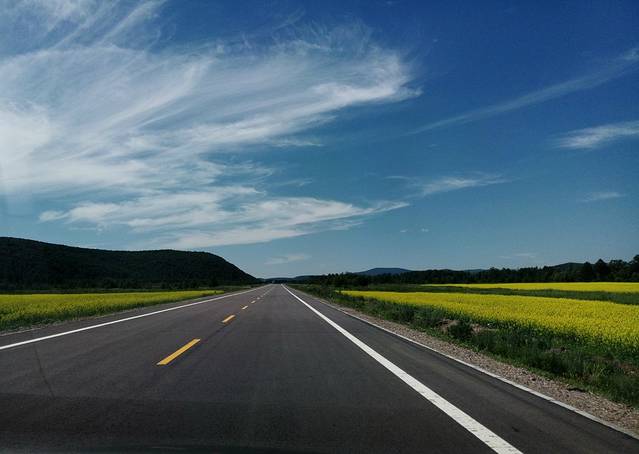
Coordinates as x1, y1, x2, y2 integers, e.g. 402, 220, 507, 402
283, 285, 521, 454
0, 286, 266, 351
297, 287, 639, 441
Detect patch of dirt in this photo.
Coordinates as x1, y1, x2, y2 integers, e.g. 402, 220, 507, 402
317, 297, 639, 436
436, 318, 456, 333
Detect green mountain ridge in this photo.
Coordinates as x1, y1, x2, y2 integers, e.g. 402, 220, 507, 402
0, 237, 258, 290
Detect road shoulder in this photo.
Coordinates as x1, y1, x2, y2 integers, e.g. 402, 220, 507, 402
302, 289, 639, 436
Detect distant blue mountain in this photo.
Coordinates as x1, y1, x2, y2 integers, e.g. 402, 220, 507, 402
264, 268, 412, 282
355, 267, 412, 276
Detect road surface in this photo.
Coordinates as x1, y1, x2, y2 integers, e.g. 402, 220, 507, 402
0, 284, 637, 452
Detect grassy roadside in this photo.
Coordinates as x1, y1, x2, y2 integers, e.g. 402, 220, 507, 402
293, 284, 639, 408
0, 290, 227, 332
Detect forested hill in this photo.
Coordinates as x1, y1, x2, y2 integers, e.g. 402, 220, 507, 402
0, 237, 258, 290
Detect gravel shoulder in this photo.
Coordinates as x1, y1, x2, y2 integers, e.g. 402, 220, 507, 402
315, 295, 639, 436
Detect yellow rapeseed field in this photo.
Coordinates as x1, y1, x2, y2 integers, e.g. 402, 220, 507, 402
0, 290, 223, 330
422, 282, 639, 293
343, 290, 639, 350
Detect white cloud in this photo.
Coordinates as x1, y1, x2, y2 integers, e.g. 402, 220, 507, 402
622, 47, 639, 62
271, 178, 313, 188
0, 1, 416, 247
581, 191, 624, 203
39, 210, 67, 222
555, 120, 639, 149
15, 0, 97, 30
400, 227, 428, 233
413, 48, 639, 133
44, 194, 407, 248
421, 174, 506, 196
265, 253, 310, 265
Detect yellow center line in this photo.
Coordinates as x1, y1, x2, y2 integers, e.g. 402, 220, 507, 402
222, 314, 236, 323
157, 339, 200, 366
242, 305, 248, 310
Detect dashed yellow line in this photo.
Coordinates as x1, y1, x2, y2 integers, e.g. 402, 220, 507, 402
242, 305, 248, 310
222, 314, 236, 323
157, 339, 200, 366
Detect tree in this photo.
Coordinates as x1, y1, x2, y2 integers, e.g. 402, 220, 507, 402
579, 262, 595, 282
593, 259, 610, 281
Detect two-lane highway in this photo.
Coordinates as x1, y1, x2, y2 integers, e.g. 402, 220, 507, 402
0, 284, 637, 452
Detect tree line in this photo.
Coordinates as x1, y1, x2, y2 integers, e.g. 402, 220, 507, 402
301, 255, 639, 287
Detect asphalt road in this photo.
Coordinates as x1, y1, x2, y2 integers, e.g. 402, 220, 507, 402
0, 284, 637, 453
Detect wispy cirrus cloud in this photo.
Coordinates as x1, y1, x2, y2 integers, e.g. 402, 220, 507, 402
2, 1, 417, 248
555, 120, 639, 149
413, 48, 639, 133
386, 173, 507, 198
580, 191, 624, 203
399, 227, 428, 233
420, 174, 507, 196
265, 253, 311, 265
150, 198, 405, 248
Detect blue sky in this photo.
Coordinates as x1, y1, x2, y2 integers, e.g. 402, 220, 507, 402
0, 0, 638, 278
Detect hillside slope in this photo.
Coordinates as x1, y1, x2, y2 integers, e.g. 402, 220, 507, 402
0, 237, 257, 290
356, 268, 412, 276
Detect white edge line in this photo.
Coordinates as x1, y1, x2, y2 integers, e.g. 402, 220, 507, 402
282, 285, 522, 454
0, 285, 269, 351
293, 286, 639, 441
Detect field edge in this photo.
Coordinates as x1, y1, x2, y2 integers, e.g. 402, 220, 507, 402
0, 289, 247, 333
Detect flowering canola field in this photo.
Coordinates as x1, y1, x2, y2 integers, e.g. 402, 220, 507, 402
422, 282, 639, 293
342, 290, 639, 351
0, 290, 223, 331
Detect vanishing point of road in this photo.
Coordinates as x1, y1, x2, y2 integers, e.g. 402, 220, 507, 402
0, 284, 637, 453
